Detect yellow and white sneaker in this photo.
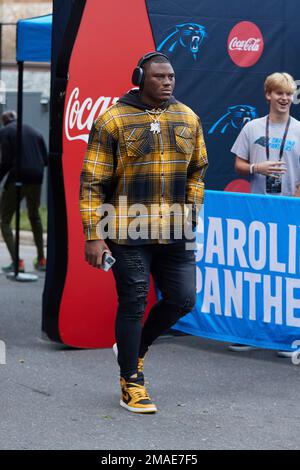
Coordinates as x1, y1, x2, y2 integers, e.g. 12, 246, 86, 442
120, 372, 157, 414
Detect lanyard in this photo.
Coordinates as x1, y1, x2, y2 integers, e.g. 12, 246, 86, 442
266, 115, 291, 161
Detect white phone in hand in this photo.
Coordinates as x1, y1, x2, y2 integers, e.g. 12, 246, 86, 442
101, 251, 116, 271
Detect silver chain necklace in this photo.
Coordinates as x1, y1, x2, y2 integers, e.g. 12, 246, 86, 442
145, 108, 167, 134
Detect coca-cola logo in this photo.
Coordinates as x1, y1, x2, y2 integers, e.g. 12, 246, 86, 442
65, 87, 119, 143
227, 21, 264, 67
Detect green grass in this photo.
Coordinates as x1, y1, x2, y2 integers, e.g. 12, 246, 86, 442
12, 206, 48, 232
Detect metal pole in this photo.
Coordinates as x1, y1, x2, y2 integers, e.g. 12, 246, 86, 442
14, 60, 23, 277
0, 23, 3, 117
0, 23, 2, 78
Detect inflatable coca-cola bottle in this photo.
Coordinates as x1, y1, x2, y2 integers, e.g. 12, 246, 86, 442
43, 0, 156, 347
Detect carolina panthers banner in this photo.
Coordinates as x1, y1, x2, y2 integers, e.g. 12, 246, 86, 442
147, 0, 300, 191
174, 191, 300, 351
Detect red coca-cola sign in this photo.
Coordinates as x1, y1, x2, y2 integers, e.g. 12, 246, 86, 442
56, 0, 156, 348
227, 21, 264, 67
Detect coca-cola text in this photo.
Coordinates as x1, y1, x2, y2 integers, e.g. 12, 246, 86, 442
65, 87, 119, 143
229, 37, 261, 52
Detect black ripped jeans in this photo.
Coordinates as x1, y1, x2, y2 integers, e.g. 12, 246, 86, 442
107, 240, 196, 379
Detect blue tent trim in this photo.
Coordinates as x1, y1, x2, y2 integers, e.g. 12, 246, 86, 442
16, 14, 52, 62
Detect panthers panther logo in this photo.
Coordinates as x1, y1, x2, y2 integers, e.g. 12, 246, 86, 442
254, 137, 268, 147
208, 105, 258, 135
157, 23, 207, 60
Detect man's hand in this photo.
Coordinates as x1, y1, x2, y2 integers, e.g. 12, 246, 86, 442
85, 239, 111, 269
256, 161, 287, 177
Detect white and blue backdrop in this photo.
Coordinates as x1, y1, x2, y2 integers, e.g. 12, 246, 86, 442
175, 191, 300, 352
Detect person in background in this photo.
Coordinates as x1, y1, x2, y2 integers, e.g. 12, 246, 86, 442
0, 110, 48, 272
230, 72, 300, 357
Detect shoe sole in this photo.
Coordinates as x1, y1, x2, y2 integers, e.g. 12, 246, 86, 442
120, 400, 157, 413
228, 345, 254, 352
277, 351, 294, 358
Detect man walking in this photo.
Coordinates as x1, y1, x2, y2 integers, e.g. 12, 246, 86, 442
80, 52, 208, 413
0, 111, 48, 272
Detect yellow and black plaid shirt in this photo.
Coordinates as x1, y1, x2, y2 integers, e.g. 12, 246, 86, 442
80, 93, 208, 244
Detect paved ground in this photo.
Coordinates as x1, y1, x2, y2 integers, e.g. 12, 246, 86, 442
0, 241, 300, 450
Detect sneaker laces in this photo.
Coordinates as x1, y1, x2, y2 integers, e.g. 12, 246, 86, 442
127, 382, 151, 401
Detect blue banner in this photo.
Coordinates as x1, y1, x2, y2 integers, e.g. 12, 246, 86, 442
175, 191, 300, 351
